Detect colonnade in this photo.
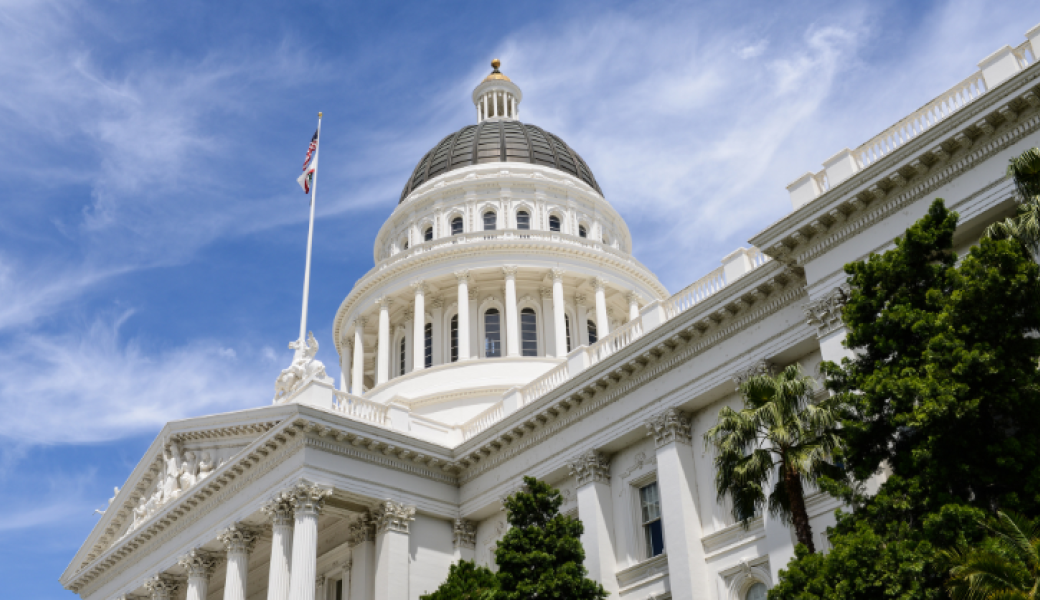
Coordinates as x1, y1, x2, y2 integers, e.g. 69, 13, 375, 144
476, 90, 517, 122
136, 483, 451, 600
343, 268, 645, 394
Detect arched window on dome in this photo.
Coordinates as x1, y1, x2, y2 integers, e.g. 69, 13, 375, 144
520, 308, 537, 357
549, 215, 561, 232
424, 323, 433, 368
450, 314, 459, 362
745, 583, 767, 600
578, 225, 588, 238
403, 240, 409, 250
451, 216, 463, 236
484, 309, 502, 358
564, 314, 572, 353
483, 211, 497, 231
587, 320, 598, 344
423, 227, 433, 242
516, 210, 530, 230
399, 337, 406, 377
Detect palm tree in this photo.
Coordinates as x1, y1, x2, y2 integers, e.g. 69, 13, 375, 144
985, 147, 1040, 260
704, 364, 842, 553
944, 511, 1040, 600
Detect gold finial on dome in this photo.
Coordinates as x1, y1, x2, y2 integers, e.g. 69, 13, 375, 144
483, 58, 511, 82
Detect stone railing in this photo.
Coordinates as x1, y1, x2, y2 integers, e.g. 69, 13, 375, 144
664, 265, 726, 319
332, 391, 391, 427
519, 361, 571, 406
461, 400, 505, 441
375, 229, 635, 271
587, 316, 645, 368
787, 23, 1040, 209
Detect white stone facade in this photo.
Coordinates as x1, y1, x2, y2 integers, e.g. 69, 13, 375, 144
62, 25, 1040, 600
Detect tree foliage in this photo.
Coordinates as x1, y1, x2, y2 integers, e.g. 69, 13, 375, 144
770, 199, 1040, 599
705, 364, 843, 552
421, 476, 607, 600
944, 511, 1040, 600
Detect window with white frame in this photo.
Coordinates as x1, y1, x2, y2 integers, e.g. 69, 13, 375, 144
516, 210, 530, 230
587, 319, 598, 344
484, 309, 502, 357
639, 482, 664, 558
578, 224, 588, 238
424, 322, 433, 368
450, 314, 459, 362
520, 308, 537, 357
424, 226, 433, 241
564, 314, 572, 352
745, 582, 767, 600
399, 337, 406, 376
549, 214, 561, 232
483, 211, 497, 231
451, 216, 463, 236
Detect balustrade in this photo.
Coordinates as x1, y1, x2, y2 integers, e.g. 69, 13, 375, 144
333, 391, 391, 426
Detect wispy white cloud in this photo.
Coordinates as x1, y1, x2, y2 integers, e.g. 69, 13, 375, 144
737, 40, 769, 59
0, 311, 272, 445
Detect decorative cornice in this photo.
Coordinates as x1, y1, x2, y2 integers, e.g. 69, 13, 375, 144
453, 518, 477, 549
218, 523, 261, 555
732, 360, 776, 390
567, 450, 611, 486
178, 549, 219, 580
645, 408, 692, 448
372, 500, 416, 534
804, 285, 849, 338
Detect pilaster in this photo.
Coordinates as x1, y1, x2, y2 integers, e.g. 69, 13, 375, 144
373, 501, 415, 600
452, 518, 477, 562
567, 450, 618, 596
805, 284, 852, 363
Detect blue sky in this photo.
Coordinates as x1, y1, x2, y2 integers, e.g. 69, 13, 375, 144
1, 0, 1037, 596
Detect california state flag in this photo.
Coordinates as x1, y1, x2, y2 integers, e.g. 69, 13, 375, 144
297, 129, 319, 193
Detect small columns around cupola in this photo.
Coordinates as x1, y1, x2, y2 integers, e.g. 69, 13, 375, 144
473, 59, 523, 123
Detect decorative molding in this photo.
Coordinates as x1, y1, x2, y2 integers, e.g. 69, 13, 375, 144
348, 514, 375, 546
218, 523, 261, 555
453, 518, 477, 549
645, 408, 692, 448
502, 265, 518, 279
702, 516, 766, 558
372, 500, 416, 534
376, 296, 393, 309
261, 495, 295, 527
539, 286, 553, 299
615, 553, 670, 591
566, 450, 611, 486
178, 549, 219, 580
410, 280, 427, 296
288, 481, 333, 518
550, 267, 566, 282
619, 451, 656, 480
144, 574, 182, 600
454, 270, 471, 283
719, 555, 772, 600
804, 285, 849, 338
592, 277, 608, 292
732, 360, 776, 390
574, 293, 588, 307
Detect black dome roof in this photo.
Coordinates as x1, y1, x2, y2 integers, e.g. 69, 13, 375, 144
399, 120, 602, 202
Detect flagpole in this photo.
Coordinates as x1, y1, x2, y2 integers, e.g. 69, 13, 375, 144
299, 112, 322, 344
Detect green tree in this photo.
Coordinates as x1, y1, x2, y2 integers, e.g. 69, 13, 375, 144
770, 199, 1040, 600
704, 364, 843, 553
495, 476, 608, 600
944, 511, 1040, 600
420, 561, 499, 600
985, 147, 1040, 258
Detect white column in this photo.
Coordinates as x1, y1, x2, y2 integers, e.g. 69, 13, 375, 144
411, 282, 426, 370
551, 268, 567, 357
402, 314, 413, 373
646, 409, 711, 600
219, 524, 261, 600
144, 575, 181, 600
503, 266, 520, 357
512, 96, 518, 119
456, 271, 471, 360
567, 451, 619, 596
476, 102, 481, 123
351, 318, 366, 395
288, 483, 332, 600
540, 287, 555, 357
178, 550, 217, 600
373, 501, 415, 600
626, 291, 640, 322
576, 295, 590, 346
593, 277, 610, 337
262, 496, 295, 600
453, 518, 477, 563
376, 297, 392, 385
431, 297, 444, 365
350, 516, 376, 600
339, 340, 352, 393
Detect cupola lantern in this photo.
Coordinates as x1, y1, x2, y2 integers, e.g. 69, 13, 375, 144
473, 59, 522, 122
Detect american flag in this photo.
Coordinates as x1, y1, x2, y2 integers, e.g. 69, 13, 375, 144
302, 129, 318, 171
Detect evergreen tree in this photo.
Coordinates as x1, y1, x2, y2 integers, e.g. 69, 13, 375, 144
495, 476, 608, 600
770, 199, 1040, 599
420, 561, 499, 600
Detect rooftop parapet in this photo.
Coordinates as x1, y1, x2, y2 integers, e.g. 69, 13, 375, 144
788, 22, 1040, 209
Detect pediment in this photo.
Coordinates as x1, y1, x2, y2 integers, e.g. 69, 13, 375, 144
65, 405, 291, 577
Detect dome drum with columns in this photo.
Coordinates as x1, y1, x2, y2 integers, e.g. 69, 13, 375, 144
64, 30, 1040, 600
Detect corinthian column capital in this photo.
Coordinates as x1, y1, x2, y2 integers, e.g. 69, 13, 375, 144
566, 450, 611, 486
288, 481, 333, 518
373, 499, 416, 534
218, 523, 262, 555
178, 549, 219, 579
261, 495, 295, 526
645, 407, 692, 448
453, 518, 477, 549
144, 574, 182, 600
804, 284, 850, 338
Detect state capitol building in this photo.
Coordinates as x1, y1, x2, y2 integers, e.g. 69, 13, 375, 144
62, 22, 1040, 600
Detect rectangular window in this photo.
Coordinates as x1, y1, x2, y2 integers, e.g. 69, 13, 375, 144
639, 482, 664, 558
424, 323, 433, 368
335, 579, 343, 600
450, 314, 459, 362
520, 308, 538, 356
484, 309, 501, 358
